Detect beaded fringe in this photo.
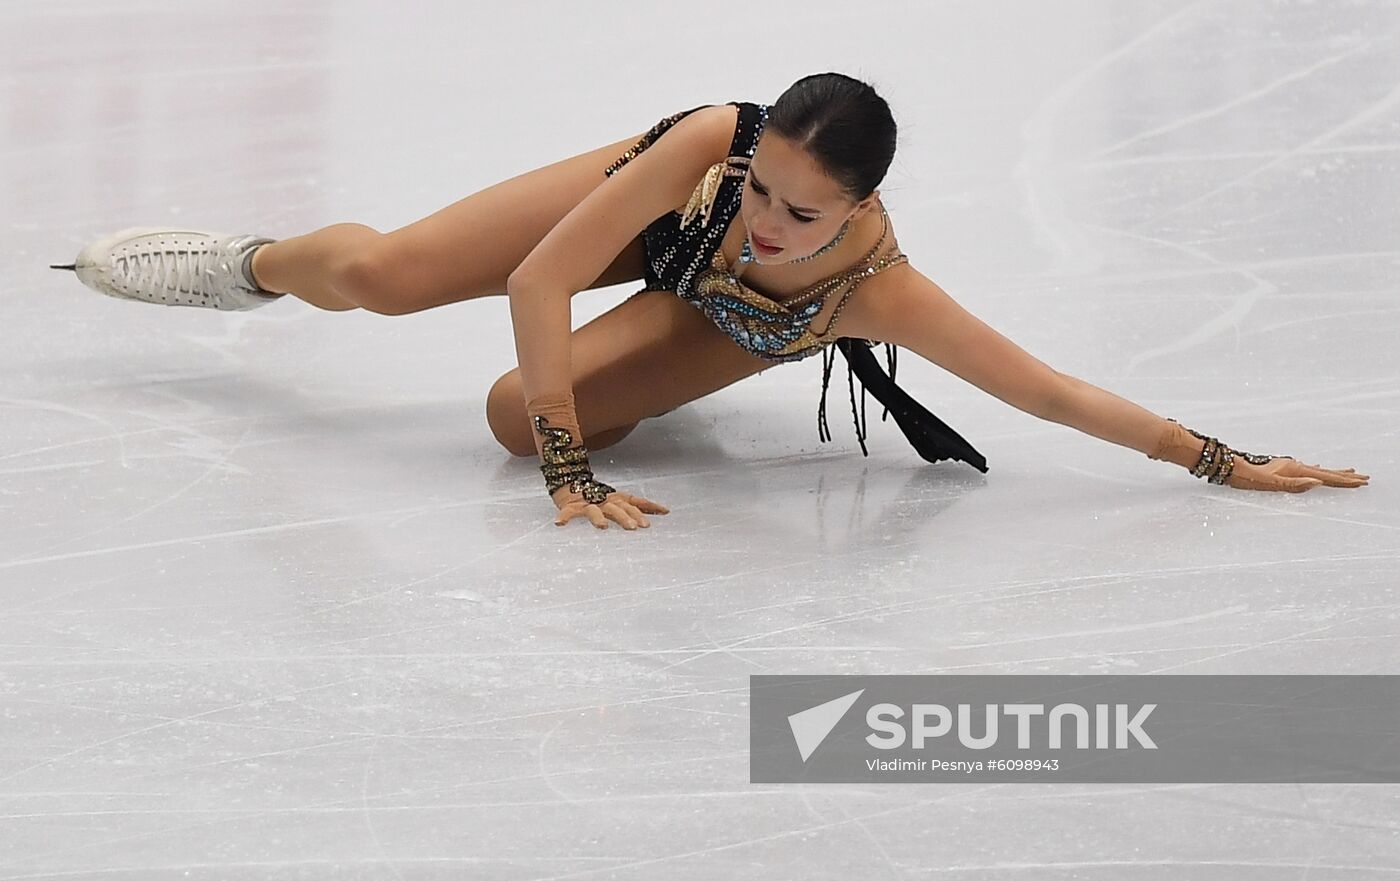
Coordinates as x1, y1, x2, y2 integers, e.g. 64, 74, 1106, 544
817, 341, 897, 456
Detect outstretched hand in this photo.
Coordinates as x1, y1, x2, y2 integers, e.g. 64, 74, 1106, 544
551, 486, 670, 529
1226, 456, 1369, 492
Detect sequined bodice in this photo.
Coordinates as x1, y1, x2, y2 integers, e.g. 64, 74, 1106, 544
605, 100, 908, 363
606, 101, 767, 303
685, 203, 906, 362
602, 100, 986, 472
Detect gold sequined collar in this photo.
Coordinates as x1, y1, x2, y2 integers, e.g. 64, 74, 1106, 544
704, 202, 901, 314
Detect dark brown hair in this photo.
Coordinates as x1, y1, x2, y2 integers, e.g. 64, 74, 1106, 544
765, 72, 897, 204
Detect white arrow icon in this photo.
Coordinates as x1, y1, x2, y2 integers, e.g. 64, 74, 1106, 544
788, 689, 865, 762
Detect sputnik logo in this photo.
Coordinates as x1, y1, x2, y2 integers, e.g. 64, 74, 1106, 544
787, 689, 864, 762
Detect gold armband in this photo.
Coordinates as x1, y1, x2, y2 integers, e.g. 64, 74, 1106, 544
1151, 418, 1290, 486
526, 391, 616, 505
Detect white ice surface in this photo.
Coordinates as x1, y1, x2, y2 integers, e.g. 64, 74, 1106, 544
2, 0, 1398, 878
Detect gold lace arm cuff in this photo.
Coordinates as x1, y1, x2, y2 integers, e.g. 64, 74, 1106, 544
1152, 417, 1289, 485
525, 391, 616, 504
525, 391, 582, 460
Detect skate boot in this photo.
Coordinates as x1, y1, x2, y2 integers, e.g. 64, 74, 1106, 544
51, 227, 282, 311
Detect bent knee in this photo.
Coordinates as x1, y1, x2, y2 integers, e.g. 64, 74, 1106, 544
486, 371, 534, 456
485, 371, 641, 457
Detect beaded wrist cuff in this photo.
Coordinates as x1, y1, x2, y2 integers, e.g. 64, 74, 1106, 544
532, 414, 616, 505
1164, 418, 1288, 486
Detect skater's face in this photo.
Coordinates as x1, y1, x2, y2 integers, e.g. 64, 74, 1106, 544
739, 133, 879, 265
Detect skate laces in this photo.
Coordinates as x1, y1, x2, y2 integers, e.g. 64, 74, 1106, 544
117, 238, 245, 298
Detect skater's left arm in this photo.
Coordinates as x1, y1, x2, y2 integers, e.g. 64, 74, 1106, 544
837, 265, 1369, 492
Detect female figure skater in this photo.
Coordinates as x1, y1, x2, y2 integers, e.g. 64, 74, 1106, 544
52, 73, 1369, 530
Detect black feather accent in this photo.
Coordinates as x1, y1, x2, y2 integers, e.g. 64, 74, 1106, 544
814, 337, 989, 473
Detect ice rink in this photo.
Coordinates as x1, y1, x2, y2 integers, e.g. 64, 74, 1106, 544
3, 0, 1398, 877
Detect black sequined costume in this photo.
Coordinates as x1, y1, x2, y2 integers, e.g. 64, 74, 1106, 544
604, 101, 988, 473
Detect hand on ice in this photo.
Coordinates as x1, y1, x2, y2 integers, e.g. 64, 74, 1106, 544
551, 486, 669, 529
1227, 456, 1369, 492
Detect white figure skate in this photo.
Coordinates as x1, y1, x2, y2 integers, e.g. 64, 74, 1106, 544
51, 227, 282, 311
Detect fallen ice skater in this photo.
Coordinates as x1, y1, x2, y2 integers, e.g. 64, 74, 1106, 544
52, 72, 1370, 530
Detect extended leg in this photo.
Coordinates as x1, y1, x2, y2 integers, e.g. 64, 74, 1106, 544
248, 223, 374, 311
55, 118, 672, 315
245, 125, 657, 315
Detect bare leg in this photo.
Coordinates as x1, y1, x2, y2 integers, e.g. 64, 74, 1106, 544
234, 107, 738, 317
582, 422, 638, 453
248, 222, 375, 312
486, 290, 771, 456
240, 122, 668, 316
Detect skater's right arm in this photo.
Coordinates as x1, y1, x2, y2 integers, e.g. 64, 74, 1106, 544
506, 106, 734, 526
507, 108, 731, 404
